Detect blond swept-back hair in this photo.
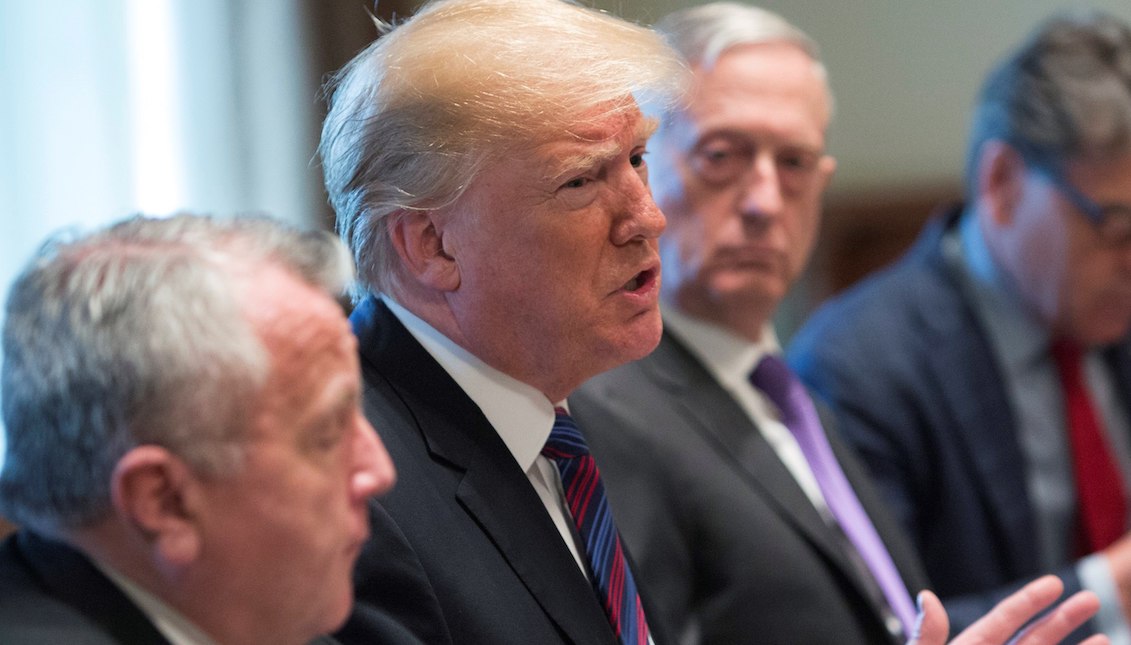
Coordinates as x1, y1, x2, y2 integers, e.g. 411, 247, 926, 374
319, 0, 687, 300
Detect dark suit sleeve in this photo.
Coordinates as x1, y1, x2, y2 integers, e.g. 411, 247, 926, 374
335, 501, 449, 645
569, 389, 699, 642
789, 301, 1091, 641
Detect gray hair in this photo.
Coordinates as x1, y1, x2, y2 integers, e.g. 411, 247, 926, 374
656, 2, 822, 72
0, 213, 353, 533
966, 10, 1131, 193
319, 0, 687, 301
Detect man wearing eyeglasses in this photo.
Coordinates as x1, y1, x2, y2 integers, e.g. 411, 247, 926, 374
789, 10, 1131, 642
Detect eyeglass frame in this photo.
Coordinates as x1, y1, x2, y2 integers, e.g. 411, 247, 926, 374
1035, 165, 1131, 245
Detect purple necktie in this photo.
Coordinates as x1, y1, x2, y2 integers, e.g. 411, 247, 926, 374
542, 408, 650, 645
750, 354, 916, 637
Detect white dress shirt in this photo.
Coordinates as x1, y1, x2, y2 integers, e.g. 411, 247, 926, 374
94, 560, 218, 645
661, 306, 832, 518
382, 296, 588, 575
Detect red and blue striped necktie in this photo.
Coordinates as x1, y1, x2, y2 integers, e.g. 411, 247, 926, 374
542, 408, 650, 645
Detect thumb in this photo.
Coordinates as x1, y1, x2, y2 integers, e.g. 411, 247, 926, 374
907, 590, 950, 645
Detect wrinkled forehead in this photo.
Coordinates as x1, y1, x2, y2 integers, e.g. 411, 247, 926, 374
508, 102, 658, 173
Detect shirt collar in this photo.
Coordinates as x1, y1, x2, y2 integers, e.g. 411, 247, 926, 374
662, 305, 779, 391
381, 295, 557, 472
93, 560, 218, 645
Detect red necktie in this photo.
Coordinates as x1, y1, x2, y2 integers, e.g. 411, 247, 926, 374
1051, 338, 1128, 554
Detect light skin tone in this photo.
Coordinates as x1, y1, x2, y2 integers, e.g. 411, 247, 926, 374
912, 576, 1106, 645
977, 141, 1131, 621
656, 41, 1107, 645
71, 263, 396, 645
652, 42, 836, 340
977, 143, 1131, 347
390, 105, 666, 402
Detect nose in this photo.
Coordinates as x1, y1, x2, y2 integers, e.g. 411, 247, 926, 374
350, 413, 396, 501
737, 153, 785, 225
611, 169, 667, 246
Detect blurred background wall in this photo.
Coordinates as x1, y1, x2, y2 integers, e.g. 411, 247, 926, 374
2, 0, 1131, 515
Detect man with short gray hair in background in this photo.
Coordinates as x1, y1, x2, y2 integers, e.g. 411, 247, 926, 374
570, 3, 1114, 645
790, 10, 1131, 644
0, 213, 403, 644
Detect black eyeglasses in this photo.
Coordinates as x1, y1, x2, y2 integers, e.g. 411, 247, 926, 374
1040, 169, 1131, 245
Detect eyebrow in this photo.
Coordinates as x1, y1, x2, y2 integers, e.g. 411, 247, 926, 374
695, 128, 825, 155
546, 115, 660, 179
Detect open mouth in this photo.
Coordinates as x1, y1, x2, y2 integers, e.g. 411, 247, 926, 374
622, 268, 656, 293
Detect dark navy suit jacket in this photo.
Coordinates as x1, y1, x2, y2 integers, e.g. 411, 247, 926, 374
0, 531, 170, 644
570, 329, 928, 644
337, 297, 669, 645
788, 205, 1131, 641
0, 529, 410, 645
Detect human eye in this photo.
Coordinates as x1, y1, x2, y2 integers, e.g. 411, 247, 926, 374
560, 176, 593, 190
779, 150, 817, 171
302, 400, 354, 455
777, 148, 821, 193
690, 138, 749, 185
554, 172, 600, 210
629, 147, 650, 185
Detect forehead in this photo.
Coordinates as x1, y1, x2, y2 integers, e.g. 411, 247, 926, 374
526, 105, 656, 176
681, 42, 830, 147
239, 265, 358, 431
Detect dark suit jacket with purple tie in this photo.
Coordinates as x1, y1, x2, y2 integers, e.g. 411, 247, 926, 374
568, 328, 929, 645
336, 297, 670, 645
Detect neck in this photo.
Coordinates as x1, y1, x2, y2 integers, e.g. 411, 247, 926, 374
669, 294, 770, 343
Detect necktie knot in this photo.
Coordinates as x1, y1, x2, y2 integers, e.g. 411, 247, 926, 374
749, 354, 802, 428
543, 408, 591, 460
1051, 336, 1084, 373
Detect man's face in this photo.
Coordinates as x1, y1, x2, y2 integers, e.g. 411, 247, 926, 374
441, 105, 665, 400
999, 153, 1131, 345
198, 265, 395, 641
652, 43, 835, 334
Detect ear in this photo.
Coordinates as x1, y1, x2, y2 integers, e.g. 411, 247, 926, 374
816, 154, 837, 193
387, 209, 461, 291
110, 446, 202, 568
976, 140, 1026, 228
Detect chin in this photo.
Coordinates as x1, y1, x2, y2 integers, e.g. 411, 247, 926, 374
318, 590, 355, 636
620, 313, 664, 362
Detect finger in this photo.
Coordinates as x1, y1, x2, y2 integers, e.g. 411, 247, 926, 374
1013, 590, 1101, 645
906, 590, 949, 645
1077, 635, 1111, 645
950, 575, 1063, 644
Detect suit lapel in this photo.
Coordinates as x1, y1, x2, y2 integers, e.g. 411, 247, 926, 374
1104, 342, 1131, 421
640, 331, 884, 597
353, 298, 615, 645
18, 531, 170, 644
917, 214, 1038, 576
